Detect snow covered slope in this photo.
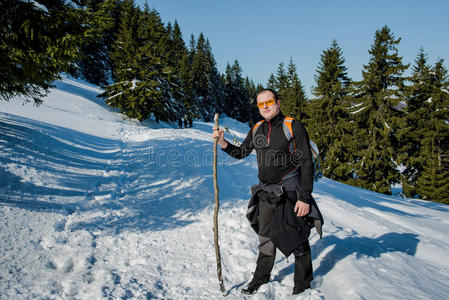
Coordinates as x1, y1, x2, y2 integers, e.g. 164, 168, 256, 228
1, 78, 448, 299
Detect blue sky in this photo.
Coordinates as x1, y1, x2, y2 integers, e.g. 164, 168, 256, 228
139, 0, 449, 97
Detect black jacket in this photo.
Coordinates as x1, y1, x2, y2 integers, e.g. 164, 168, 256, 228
222, 112, 314, 203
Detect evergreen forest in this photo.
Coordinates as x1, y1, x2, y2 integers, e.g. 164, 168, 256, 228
2, 0, 448, 203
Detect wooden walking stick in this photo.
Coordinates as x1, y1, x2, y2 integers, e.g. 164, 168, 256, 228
213, 113, 226, 295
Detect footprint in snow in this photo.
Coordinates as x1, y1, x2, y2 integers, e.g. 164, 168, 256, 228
54, 219, 66, 232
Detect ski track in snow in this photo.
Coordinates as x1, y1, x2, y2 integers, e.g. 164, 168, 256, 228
1, 77, 449, 299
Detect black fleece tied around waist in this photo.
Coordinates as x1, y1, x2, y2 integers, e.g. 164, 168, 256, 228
246, 175, 324, 257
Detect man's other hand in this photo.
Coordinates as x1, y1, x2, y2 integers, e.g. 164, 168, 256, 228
294, 200, 310, 217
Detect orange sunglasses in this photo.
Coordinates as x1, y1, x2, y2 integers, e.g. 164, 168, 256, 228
257, 98, 276, 109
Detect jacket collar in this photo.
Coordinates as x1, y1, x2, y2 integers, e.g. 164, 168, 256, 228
265, 112, 284, 126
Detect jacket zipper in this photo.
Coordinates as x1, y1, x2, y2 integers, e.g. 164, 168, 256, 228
267, 121, 272, 146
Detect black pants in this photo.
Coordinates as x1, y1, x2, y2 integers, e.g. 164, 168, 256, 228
252, 197, 313, 289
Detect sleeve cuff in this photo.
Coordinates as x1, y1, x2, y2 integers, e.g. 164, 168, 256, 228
298, 191, 312, 204
222, 142, 236, 155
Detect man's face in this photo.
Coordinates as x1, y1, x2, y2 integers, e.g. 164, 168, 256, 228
257, 91, 280, 120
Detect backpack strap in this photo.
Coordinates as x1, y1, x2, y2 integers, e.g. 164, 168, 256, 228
252, 120, 265, 133
284, 117, 322, 181
283, 117, 296, 153
309, 140, 319, 160
252, 120, 265, 142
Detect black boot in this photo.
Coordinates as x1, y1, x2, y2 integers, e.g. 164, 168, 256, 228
241, 282, 262, 295
292, 251, 313, 295
242, 253, 275, 295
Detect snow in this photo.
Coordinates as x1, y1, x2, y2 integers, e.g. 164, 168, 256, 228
130, 79, 138, 90
1, 77, 449, 299
349, 102, 363, 108
350, 106, 367, 114
19, 0, 49, 13
348, 103, 367, 115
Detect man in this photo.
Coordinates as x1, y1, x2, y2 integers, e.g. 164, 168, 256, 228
212, 88, 321, 295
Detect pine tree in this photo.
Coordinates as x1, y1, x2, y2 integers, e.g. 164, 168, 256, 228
189, 33, 221, 121
164, 21, 186, 120
189, 34, 208, 119
311, 40, 353, 181
192, 33, 210, 107
205, 40, 226, 118
74, 0, 117, 86
136, 5, 183, 121
267, 74, 276, 89
245, 77, 257, 102
223, 63, 234, 114
244, 77, 260, 125
416, 59, 449, 203
179, 34, 197, 117
0, 0, 98, 103
171, 21, 187, 66
224, 60, 251, 123
398, 48, 433, 197
101, 0, 141, 118
102, 1, 182, 121
350, 26, 409, 195
283, 58, 307, 122
274, 62, 288, 100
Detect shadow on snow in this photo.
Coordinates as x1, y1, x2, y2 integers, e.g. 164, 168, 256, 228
273, 232, 419, 282
0, 112, 256, 234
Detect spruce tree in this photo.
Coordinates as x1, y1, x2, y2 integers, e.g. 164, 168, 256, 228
163, 21, 186, 120
205, 40, 226, 118
283, 58, 308, 122
224, 60, 251, 123
102, 1, 183, 121
101, 0, 141, 118
223, 63, 234, 115
350, 26, 409, 195
192, 33, 210, 109
136, 5, 183, 121
0, 0, 98, 103
416, 60, 449, 203
274, 62, 288, 100
171, 21, 188, 66
245, 78, 257, 103
179, 34, 197, 117
267, 73, 276, 89
190, 33, 218, 121
398, 48, 433, 197
244, 77, 260, 125
311, 40, 353, 181
74, 0, 117, 86
167, 21, 187, 106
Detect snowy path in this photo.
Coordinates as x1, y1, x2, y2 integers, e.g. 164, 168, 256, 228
1, 78, 449, 299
